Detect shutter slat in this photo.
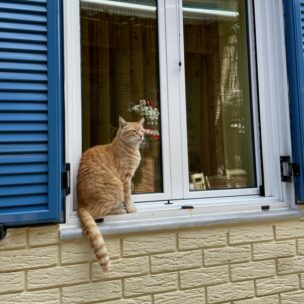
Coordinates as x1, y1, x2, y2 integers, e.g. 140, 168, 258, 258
0, 143, 48, 154
0, 113, 47, 121
0, 32, 47, 43
0, 42, 47, 52
0, 72, 47, 82
0, 0, 63, 226
0, 154, 47, 164
0, 82, 47, 92
0, 204, 48, 215
0, 12, 47, 23
0, 195, 48, 208
0, 92, 47, 102
7, 0, 47, 4
0, 133, 48, 143
0, 61, 47, 72
0, 103, 47, 112
0, 184, 48, 197
0, 2, 47, 13
0, 22, 46, 33
0, 163, 48, 175
0, 174, 48, 186
0, 52, 47, 62
0, 82, 47, 91
0, 123, 47, 131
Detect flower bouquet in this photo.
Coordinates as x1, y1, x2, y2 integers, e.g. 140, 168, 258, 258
131, 99, 160, 143
131, 99, 161, 193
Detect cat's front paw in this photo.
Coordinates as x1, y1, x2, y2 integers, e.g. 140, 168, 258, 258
126, 205, 137, 213
111, 207, 127, 215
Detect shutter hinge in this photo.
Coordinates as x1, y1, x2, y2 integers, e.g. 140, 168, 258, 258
0, 224, 7, 241
280, 156, 300, 182
62, 163, 71, 196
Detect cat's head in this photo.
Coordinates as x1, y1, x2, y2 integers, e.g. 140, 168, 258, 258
117, 116, 145, 145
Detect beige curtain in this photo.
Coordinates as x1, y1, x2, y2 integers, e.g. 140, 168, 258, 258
184, 17, 254, 184
184, 21, 225, 176
81, 9, 159, 151
80, 7, 162, 193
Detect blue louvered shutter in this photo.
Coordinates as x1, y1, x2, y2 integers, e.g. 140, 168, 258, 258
0, 0, 64, 226
284, 0, 304, 202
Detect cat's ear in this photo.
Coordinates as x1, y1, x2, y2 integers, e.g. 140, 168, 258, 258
119, 115, 128, 128
138, 117, 145, 125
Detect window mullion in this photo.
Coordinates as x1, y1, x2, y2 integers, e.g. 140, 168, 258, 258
165, 0, 185, 199
177, 0, 192, 199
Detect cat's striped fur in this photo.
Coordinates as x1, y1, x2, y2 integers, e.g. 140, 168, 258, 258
77, 116, 144, 271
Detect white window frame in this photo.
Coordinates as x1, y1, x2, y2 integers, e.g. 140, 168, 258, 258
63, 0, 295, 228
176, 0, 262, 199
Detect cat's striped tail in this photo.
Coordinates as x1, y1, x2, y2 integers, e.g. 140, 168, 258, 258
77, 207, 110, 271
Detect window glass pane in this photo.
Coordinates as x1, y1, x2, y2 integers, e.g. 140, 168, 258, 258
183, 0, 256, 191
80, 0, 163, 194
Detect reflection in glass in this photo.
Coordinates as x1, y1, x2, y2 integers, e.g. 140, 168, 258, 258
80, 0, 163, 194
183, 0, 256, 191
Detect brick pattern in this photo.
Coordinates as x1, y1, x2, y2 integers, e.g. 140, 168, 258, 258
0, 219, 304, 303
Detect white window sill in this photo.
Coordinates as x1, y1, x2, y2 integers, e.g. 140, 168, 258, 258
60, 196, 304, 240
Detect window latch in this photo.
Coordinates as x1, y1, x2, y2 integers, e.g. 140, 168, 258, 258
280, 156, 300, 182
62, 163, 71, 196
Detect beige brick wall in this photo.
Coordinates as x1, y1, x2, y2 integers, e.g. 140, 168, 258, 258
1, 219, 304, 303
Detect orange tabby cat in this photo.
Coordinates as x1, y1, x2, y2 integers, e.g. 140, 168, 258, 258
77, 116, 144, 271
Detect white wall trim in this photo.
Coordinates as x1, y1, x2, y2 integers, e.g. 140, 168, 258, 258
254, 0, 294, 204
63, 0, 82, 221
62, 0, 296, 226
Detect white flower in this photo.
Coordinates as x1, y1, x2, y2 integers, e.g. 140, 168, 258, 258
131, 99, 160, 125
145, 129, 160, 136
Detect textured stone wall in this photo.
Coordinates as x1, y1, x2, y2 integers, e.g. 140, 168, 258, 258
0, 219, 304, 303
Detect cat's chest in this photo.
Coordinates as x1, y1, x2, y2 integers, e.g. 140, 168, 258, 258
119, 154, 141, 177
